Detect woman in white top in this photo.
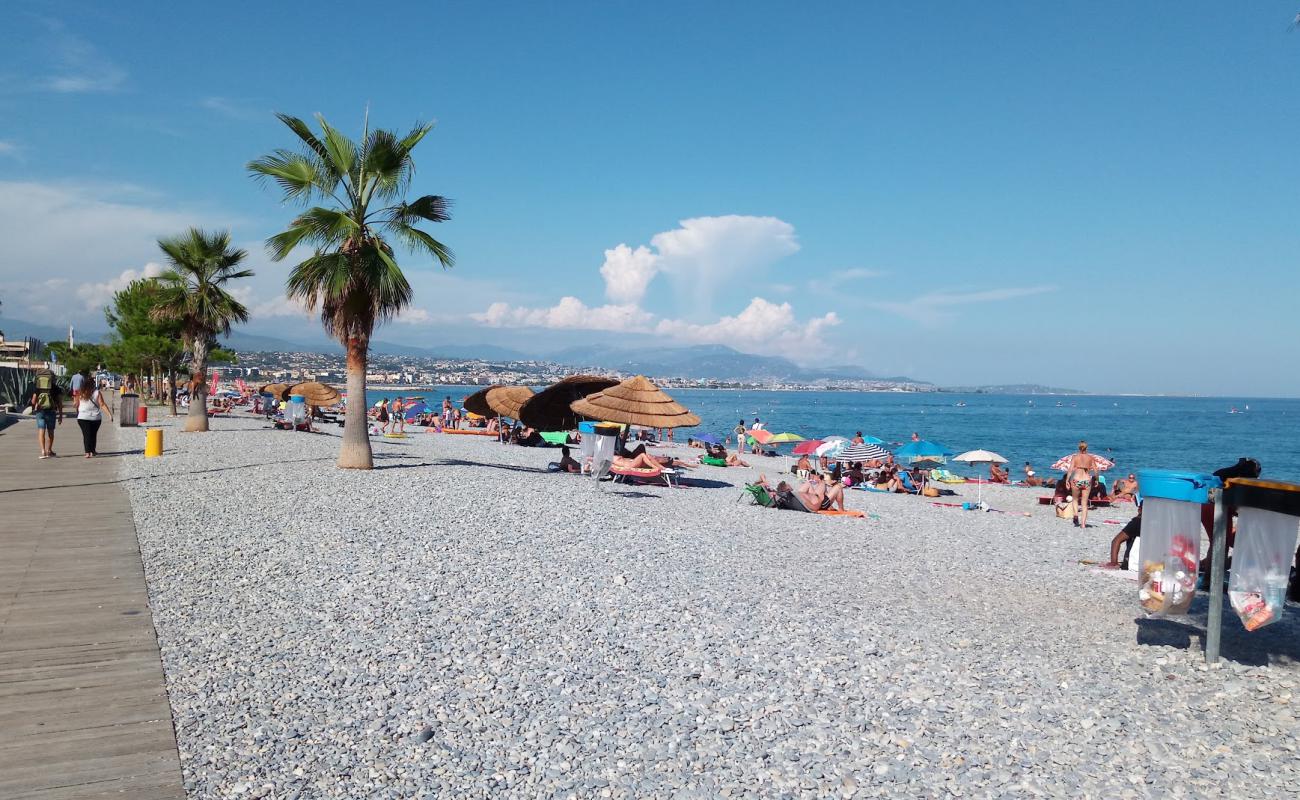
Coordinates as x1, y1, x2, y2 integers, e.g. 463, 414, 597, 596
76, 380, 114, 457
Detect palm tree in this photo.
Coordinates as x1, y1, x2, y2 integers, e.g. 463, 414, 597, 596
151, 229, 252, 432
248, 112, 453, 469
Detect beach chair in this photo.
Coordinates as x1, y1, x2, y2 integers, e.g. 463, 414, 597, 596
740, 483, 777, 507
609, 464, 679, 487
899, 472, 921, 495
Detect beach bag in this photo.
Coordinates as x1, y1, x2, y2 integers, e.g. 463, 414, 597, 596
1055, 498, 1076, 519
922, 486, 940, 498
1228, 507, 1298, 631
33, 371, 56, 410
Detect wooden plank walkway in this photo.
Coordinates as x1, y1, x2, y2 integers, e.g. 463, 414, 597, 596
0, 406, 185, 799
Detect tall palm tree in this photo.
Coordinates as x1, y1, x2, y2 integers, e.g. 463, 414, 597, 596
248, 112, 453, 469
151, 229, 252, 432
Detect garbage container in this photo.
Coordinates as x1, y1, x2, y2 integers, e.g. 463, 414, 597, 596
1223, 478, 1300, 631
592, 423, 621, 480
578, 421, 597, 469
288, 394, 307, 428
119, 393, 140, 427
1134, 469, 1221, 616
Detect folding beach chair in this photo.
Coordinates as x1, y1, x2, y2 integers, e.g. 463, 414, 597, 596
740, 483, 777, 507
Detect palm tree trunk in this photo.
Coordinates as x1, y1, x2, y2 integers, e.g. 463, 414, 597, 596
338, 336, 373, 469
167, 364, 178, 417
185, 337, 210, 432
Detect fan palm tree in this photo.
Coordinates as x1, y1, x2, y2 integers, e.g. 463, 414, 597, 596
248, 112, 453, 469
151, 229, 252, 432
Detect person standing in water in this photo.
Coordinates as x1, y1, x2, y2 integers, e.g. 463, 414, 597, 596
1065, 440, 1099, 528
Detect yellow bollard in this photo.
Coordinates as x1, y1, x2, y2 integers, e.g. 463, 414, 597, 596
144, 428, 163, 458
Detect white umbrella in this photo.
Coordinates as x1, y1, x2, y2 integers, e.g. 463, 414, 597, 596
815, 438, 848, 459
953, 449, 1008, 506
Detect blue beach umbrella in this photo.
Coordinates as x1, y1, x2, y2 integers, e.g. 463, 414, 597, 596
694, 432, 721, 445
895, 440, 955, 464
404, 401, 429, 421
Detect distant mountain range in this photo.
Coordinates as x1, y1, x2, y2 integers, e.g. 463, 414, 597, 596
542, 343, 919, 384
941, 383, 1085, 395
2, 316, 927, 385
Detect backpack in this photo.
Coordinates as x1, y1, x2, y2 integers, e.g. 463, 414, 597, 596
33, 371, 57, 411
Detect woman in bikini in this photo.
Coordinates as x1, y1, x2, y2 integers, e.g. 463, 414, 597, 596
1066, 440, 1098, 528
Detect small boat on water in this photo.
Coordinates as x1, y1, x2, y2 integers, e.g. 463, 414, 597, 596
955, 401, 966, 407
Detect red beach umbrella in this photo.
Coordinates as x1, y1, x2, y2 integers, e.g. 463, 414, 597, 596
1052, 454, 1115, 471
792, 439, 823, 456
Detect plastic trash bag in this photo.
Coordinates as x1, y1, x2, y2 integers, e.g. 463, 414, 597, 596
1228, 507, 1299, 631
1138, 498, 1201, 616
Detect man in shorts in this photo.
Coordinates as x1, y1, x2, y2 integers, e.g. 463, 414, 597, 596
30, 370, 64, 459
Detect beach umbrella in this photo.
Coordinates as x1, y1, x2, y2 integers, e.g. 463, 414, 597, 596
288, 381, 341, 406
403, 401, 429, 421
953, 449, 1009, 505
766, 432, 805, 444
748, 429, 774, 446
1052, 453, 1115, 472
519, 375, 618, 431
569, 375, 701, 429
860, 434, 887, 446
895, 440, 955, 464
486, 385, 536, 421
792, 439, 824, 456
816, 439, 848, 459
693, 432, 722, 445
259, 382, 291, 400
463, 386, 498, 418
837, 441, 891, 464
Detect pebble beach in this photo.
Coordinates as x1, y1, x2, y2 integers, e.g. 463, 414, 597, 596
116, 414, 1300, 799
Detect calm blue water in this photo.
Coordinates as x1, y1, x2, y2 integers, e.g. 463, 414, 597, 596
368, 387, 1300, 483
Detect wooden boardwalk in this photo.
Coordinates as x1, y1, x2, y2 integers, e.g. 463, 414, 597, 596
0, 409, 185, 799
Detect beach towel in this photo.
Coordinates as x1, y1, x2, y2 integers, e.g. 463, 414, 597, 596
700, 456, 727, 467
816, 509, 865, 518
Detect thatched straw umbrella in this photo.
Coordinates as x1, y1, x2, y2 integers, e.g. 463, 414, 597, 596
517, 375, 618, 431
485, 385, 535, 420
569, 375, 701, 429
259, 383, 291, 400
288, 381, 342, 406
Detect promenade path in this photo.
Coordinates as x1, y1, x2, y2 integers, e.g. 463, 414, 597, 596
0, 408, 185, 799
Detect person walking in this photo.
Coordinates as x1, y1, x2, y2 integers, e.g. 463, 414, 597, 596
376, 398, 391, 434
1064, 440, 1099, 528
30, 368, 63, 459
393, 396, 406, 435
76, 379, 114, 457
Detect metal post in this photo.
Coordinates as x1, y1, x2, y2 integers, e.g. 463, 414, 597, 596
1205, 494, 1229, 664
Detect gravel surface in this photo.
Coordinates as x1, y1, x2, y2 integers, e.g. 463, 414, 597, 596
118, 413, 1300, 798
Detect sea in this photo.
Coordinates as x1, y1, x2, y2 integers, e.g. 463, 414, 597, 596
366, 388, 1300, 483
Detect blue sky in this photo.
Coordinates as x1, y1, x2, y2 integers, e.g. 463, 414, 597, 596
1, 1, 1298, 395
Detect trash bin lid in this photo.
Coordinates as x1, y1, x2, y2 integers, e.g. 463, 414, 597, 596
1223, 477, 1300, 517
1136, 469, 1221, 503
578, 421, 597, 434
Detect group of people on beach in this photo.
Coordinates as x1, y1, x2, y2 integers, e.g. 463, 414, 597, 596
27, 368, 114, 460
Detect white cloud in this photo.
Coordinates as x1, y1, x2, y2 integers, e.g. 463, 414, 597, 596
0, 140, 19, 159
599, 244, 659, 305
651, 215, 799, 317
809, 267, 887, 293
34, 19, 127, 93
0, 181, 209, 324
75, 262, 165, 311
201, 96, 264, 121
469, 215, 833, 357
475, 297, 654, 333
868, 286, 1057, 324
655, 298, 840, 355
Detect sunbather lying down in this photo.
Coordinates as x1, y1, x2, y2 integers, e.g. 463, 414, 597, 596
756, 475, 846, 512
613, 452, 694, 470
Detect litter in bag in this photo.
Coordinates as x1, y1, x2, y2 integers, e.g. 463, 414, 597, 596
1228, 507, 1299, 632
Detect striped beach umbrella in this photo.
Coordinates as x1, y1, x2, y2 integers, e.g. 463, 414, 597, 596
837, 442, 890, 463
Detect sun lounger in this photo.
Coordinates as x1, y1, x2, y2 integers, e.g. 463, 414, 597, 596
609, 464, 678, 487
